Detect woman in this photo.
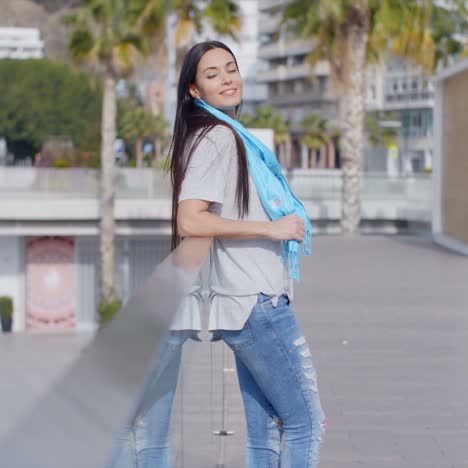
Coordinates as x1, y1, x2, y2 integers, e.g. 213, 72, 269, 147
171, 40, 327, 467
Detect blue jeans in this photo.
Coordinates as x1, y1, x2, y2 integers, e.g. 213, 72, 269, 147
213, 293, 327, 468
108, 330, 196, 468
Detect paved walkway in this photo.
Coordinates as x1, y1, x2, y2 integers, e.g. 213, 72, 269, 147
1, 236, 467, 468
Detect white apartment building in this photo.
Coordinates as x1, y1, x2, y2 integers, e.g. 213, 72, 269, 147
365, 58, 435, 174
0, 27, 44, 60
257, 0, 467, 174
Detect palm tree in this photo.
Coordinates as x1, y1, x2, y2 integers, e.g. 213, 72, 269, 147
283, 0, 440, 234
169, 0, 241, 74
241, 106, 289, 165
65, 0, 166, 304
300, 112, 330, 169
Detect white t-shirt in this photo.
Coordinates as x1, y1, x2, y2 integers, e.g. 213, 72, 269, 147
177, 125, 293, 331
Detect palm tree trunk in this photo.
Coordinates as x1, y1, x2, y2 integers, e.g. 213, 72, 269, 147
285, 139, 292, 167
100, 72, 117, 303
340, 27, 368, 234
154, 136, 161, 162
329, 141, 336, 168
301, 144, 308, 168
278, 143, 284, 166
136, 138, 143, 168
321, 144, 327, 168
312, 149, 319, 168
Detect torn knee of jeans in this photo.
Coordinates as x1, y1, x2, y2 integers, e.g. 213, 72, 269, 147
273, 417, 283, 429
293, 336, 312, 358
294, 336, 319, 392
293, 336, 306, 347
303, 367, 318, 393
320, 419, 327, 431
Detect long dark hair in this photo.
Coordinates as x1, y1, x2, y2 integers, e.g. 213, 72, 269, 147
167, 41, 250, 251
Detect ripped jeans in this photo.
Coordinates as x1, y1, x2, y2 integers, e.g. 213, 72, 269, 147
212, 292, 327, 468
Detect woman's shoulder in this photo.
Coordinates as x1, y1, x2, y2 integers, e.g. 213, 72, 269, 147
201, 124, 237, 148
186, 125, 237, 166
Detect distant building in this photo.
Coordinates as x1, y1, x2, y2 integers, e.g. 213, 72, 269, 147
365, 58, 434, 174
0, 27, 44, 60
256, 0, 340, 169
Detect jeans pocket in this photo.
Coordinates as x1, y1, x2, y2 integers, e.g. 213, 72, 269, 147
220, 320, 255, 351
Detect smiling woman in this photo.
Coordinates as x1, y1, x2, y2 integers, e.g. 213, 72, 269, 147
188, 47, 243, 115
117, 41, 327, 468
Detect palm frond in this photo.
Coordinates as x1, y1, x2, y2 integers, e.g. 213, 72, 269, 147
69, 27, 96, 63
203, 0, 241, 39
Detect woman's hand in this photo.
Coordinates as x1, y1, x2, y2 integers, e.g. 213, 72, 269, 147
267, 214, 305, 242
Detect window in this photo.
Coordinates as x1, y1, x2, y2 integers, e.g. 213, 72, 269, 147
292, 54, 306, 65
304, 79, 314, 92
294, 80, 304, 93
412, 113, 422, 128
318, 76, 328, 94
292, 107, 305, 122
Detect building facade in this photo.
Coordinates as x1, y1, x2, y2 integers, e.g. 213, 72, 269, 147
256, 1, 466, 173
365, 57, 435, 174
256, 0, 339, 169
0, 27, 44, 60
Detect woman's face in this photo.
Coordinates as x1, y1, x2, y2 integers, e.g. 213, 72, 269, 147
189, 47, 243, 118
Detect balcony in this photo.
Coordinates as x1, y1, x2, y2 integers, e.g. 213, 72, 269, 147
258, 15, 282, 35
257, 61, 330, 83
268, 91, 336, 108
258, 0, 288, 11
384, 92, 434, 111
258, 39, 313, 60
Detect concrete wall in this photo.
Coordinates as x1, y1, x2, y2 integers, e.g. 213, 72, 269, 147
441, 69, 468, 244
0, 237, 25, 332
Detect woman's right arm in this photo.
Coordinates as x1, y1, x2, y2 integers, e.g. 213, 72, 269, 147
177, 126, 304, 242
178, 199, 305, 242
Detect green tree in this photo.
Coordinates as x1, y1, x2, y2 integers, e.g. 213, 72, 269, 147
431, 0, 468, 66
65, 0, 166, 304
118, 103, 169, 166
241, 106, 289, 164
284, 0, 467, 234
0, 59, 101, 160
365, 111, 399, 148
300, 112, 330, 168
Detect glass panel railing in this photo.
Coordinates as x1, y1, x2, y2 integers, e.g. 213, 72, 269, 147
0, 167, 432, 204
0, 237, 213, 467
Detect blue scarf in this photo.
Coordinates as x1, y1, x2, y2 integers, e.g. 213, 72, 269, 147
194, 98, 312, 281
